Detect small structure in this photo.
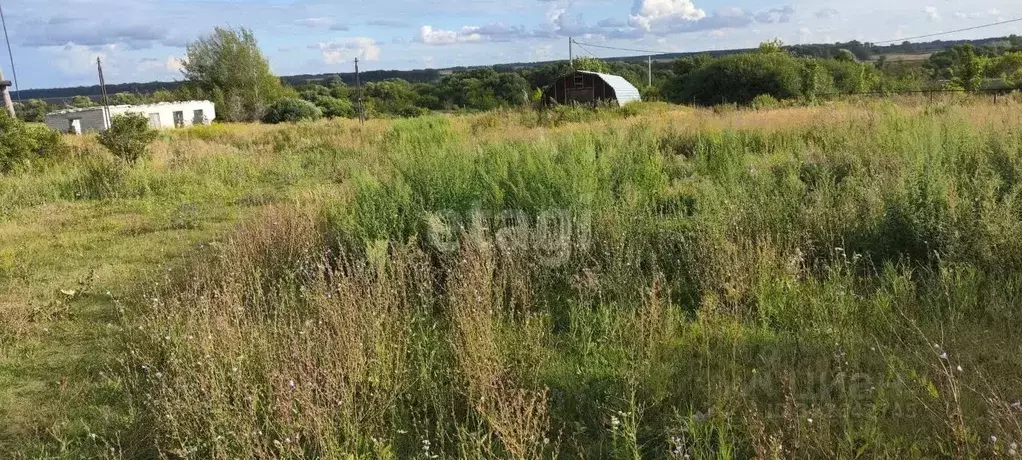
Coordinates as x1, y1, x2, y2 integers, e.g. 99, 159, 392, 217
45, 100, 216, 134
542, 71, 641, 107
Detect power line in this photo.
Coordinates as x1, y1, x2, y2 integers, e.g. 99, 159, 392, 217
872, 16, 1022, 44
572, 41, 602, 60
572, 39, 674, 56
0, 4, 19, 102
573, 15, 1022, 57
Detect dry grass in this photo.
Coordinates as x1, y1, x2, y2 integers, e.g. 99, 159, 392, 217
5, 99, 1022, 457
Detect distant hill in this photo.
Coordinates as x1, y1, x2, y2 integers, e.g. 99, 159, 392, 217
15, 35, 1017, 102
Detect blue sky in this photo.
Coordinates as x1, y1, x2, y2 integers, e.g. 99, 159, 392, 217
2, 0, 1020, 89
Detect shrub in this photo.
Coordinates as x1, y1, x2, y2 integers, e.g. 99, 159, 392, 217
314, 96, 355, 118
751, 94, 780, 110
673, 52, 834, 105
262, 98, 323, 124
98, 114, 159, 164
0, 113, 69, 172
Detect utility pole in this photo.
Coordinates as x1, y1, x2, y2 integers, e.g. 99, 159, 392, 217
97, 57, 110, 127
647, 55, 652, 88
0, 64, 13, 118
0, 4, 19, 103
569, 37, 574, 68
354, 58, 364, 126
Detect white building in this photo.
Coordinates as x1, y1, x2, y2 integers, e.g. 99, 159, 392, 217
44, 100, 216, 134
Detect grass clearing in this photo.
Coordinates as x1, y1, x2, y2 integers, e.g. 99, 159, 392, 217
3, 100, 1022, 457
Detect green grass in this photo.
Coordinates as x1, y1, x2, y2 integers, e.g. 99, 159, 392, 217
4, 100, 1022, 458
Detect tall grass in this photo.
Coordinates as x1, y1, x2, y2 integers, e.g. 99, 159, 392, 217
93, 101, 1022, 458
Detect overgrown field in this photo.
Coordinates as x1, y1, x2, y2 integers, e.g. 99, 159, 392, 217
4, 99, 1022, 458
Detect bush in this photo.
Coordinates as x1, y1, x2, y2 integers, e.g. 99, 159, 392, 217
314, 97, 355, 118
98, 114, 159, 164
0, 113, 68, 172
673, 52, 834, 105
262, 98, 323, 124
751, 94, 780, 110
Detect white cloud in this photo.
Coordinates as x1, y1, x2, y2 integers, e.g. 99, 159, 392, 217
629, 0, 707, 32
296, 17, 333, 28
419, 25, 484, 45
815, 8, 839, 20
953, 8, 1003, 20
311, 37, 381, 64
165, 56, 185, 74
49, 44, 114, 77
924, 6, 940, 22
530, 44, 553, 61
295, 17, 349, 31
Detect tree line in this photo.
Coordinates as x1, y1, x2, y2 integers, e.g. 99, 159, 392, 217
14, 27, 1022, 124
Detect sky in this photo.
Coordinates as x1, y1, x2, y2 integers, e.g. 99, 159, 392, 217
1, 0, 1020, 89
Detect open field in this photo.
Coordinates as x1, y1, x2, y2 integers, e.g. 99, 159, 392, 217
3, 97, 1022, 458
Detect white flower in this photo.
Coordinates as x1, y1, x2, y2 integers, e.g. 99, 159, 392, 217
956, 365, 963, 372
991, 435, 998, 443
939, 352, 948, 360
610, 415, 621, 428
807, 418, 813, 424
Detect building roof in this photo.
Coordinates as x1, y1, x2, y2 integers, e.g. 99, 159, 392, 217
578, 71, 641, 105
46, 100, 214, 116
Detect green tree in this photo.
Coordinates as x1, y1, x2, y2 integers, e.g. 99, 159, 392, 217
70, 96, 96, 108
181, 26, 292, 122
573, 56, 608, 73
1, 113, 67, 172
947, 45, 985, 91
14, 99, 51, 123
990, 51, 1022, 88
758, 38, 785, 54
363, 79, 422, 116
98, 114, 159, 164
835, 49, 857, 62
150, 89, 179, 103
112, 92, 145, 105
672, 52, 832, 105
315, 97, 355, 118
262, 98, 322, 123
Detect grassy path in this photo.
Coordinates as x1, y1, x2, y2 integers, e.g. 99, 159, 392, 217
0, 198, 278, 457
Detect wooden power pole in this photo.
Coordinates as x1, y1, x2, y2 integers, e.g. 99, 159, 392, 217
354, 58, 364, 126
569, 37, 574, 68
647, 55, 652, 88
97, 57, 110, 126
0, 64, 14, 118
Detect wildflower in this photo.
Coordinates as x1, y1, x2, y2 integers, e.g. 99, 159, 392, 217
610, 415, 621, 429
288, 380, 296, 389
397, 429, 408, 434
807, 418, 813, 424
956, 365, 963, 372
991, 436, 998, 443
939, 352, 948, 360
